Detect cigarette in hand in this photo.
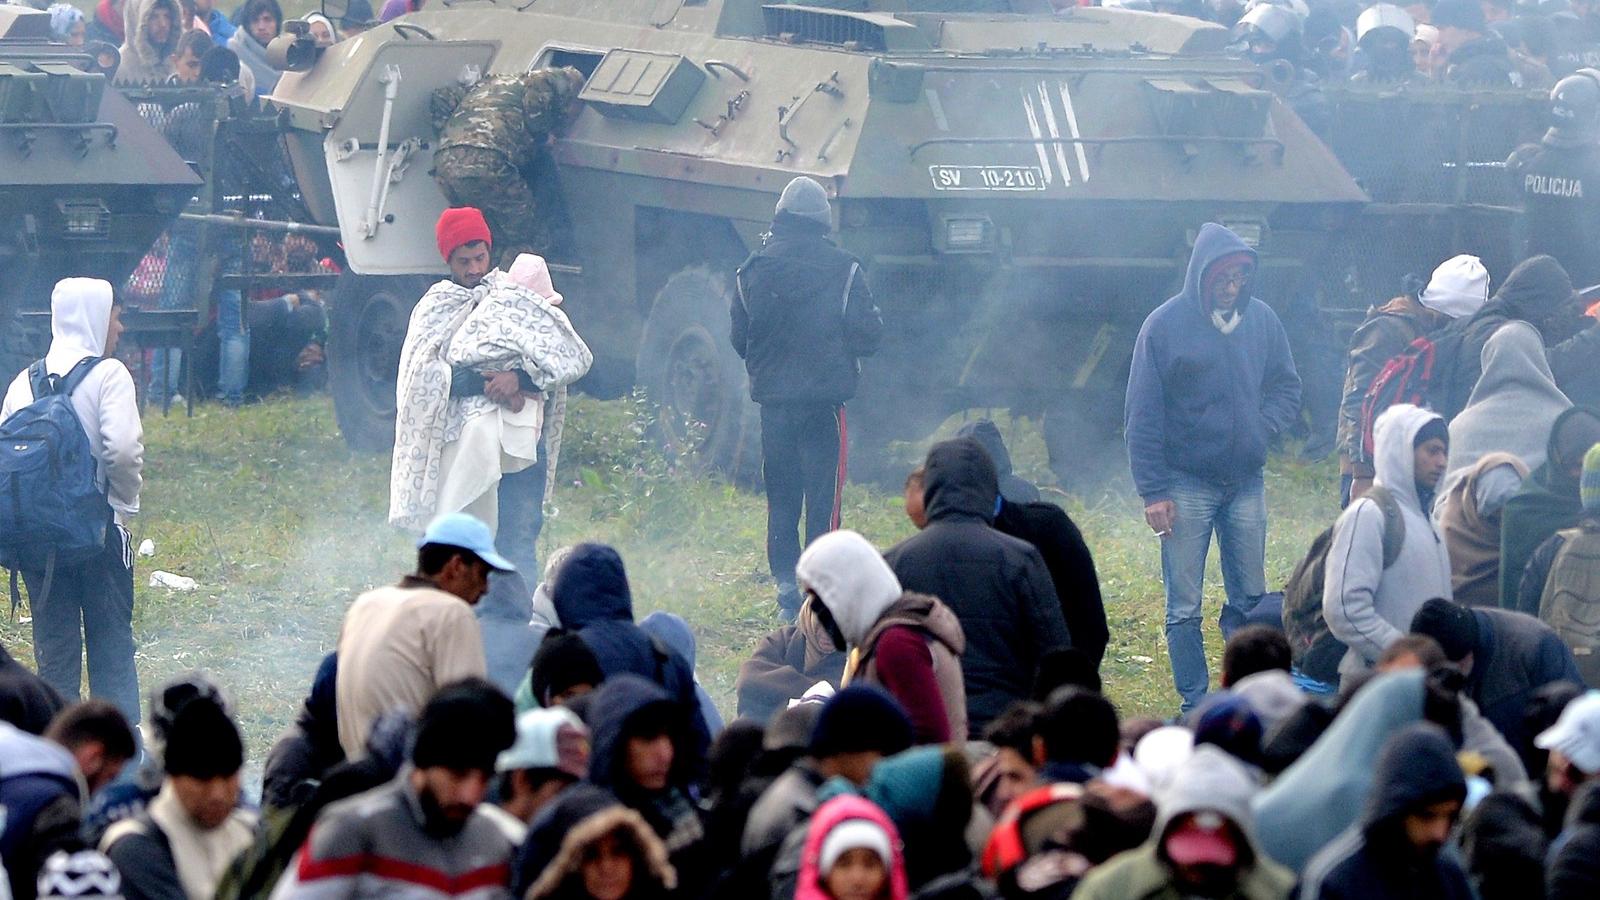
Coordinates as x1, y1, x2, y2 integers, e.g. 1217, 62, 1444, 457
1154, 529, 1172, 538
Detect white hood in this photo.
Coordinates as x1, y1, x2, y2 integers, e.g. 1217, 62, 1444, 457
44, 278, 112, 375
1373, 403, 1442, 513
795, 530, 901, 647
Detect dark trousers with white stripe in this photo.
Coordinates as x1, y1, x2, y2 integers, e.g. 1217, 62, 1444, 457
760, 403, 845, 608
23, 523, 141, 725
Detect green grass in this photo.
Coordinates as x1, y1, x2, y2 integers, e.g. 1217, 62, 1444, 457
0, 394, 1339, 764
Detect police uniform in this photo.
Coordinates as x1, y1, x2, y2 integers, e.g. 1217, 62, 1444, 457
1510, 139, 1600, 289
432, 67, 584, 267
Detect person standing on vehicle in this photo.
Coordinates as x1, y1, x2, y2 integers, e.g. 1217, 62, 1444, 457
432, 67, 586, 268
732, 176, 883, 620
1509, 69, 1600, 290
0, 279, 143, 728
1125, 222, 1302, 713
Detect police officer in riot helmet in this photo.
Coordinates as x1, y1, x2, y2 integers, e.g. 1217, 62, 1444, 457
1508, 68, 1600, 287
1234, 0, 1331, 135
1352, 3, 1421, 80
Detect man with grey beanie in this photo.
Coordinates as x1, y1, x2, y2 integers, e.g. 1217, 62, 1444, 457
732, 175, 883, 620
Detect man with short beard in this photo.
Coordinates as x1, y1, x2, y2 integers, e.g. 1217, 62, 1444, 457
274, 679, 517, 899
1298, 722, 1472, 899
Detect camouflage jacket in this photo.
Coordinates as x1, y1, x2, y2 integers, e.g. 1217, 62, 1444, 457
434, 68, 582, 168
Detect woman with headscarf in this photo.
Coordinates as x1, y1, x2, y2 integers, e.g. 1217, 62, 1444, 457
47, 4, 85, 44
227, 0, 281, 96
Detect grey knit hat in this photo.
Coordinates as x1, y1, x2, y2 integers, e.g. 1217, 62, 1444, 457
775, 176, 832, 227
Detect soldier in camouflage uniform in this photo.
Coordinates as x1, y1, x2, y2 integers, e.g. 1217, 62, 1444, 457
432, 66, 586, 268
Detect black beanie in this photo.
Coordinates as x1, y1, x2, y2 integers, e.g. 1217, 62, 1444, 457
808, 686, 913, 759
1414, 418, 1449, 450
412, 678, 515, 772
164, 698, 243, 779
1410, 599, 1480, 662
530, 632, 605, 707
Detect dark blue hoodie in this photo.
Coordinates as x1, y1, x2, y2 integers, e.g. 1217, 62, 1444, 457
1124, 223, 1302, 503
552, 544, 709, 765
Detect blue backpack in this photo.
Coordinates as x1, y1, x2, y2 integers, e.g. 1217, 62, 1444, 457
0, 357, 112, 609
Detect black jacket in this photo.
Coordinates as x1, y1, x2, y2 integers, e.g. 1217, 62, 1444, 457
1432, 256, 1600, 418
0, 645, 64, 735
884, 438, 1071, 732
1464, 608, 1583, 754
1549, 780, 1600, 900
1298, 723, 1473, 900
1446, 36, 1520, 88
731, 215, 882, 406
993, 498, 1109, 670
1510, 140, 1600, 289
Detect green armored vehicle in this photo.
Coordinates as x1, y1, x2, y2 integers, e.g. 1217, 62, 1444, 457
271, 0, 1365, 481
0, 7, 200, 371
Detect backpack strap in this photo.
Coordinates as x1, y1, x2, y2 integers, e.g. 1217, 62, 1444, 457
1364, 485, 1407, 569
54, 357, 105, 398
26, 357, 103, 401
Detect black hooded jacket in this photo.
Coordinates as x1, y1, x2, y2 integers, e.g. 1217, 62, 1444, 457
0, 645, 64, 735
731, 214, 883, 406
550, 544, 709, 765
1433, 256, 1600, 418
1298, 723, 1473, 900
883, 438, 1071, 732
1549, 780, 1600, 900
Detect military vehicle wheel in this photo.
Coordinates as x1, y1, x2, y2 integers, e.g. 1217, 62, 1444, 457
1042, 397, 1125, 495
329, 273, 428, 453
636, 266, 761, 486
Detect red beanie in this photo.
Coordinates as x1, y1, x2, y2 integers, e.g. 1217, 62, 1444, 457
436, 207, 492, 262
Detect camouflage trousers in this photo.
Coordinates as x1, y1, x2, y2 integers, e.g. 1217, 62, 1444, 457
434, 145, 553, 267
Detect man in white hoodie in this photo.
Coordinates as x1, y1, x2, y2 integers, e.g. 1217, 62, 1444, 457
1323, 403, 1454, 681
1, 279, 144, 726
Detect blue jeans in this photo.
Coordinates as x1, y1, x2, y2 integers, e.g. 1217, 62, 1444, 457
216, 288, 249, 405
150, 225, 199, 403
1160, 471, 1268, 712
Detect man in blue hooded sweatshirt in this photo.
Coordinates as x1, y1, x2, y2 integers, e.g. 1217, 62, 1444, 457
1125, 223, 1302, 712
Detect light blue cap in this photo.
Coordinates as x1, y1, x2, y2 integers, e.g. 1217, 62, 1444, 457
417, 512, 516, 572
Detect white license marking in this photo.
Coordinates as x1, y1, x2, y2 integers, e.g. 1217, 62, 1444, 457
928, 165, 1047, 191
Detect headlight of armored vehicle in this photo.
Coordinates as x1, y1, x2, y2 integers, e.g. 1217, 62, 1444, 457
1220, 218, 1265, 248
58, 200, 110, 238
938, 215, 995, 253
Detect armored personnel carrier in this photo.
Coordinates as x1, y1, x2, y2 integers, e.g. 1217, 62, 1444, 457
272, 0, 1365, 482
0, 7, 200, 371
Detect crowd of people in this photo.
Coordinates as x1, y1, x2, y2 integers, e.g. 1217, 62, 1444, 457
6, 0, 1600, 894
2, 198, 1600, 900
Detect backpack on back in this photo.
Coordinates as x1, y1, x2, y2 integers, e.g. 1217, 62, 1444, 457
1359, 335, 1438, 461
1282, 486, 1406, 684
0, 357, 111, 597
1539, 524, 1600, 688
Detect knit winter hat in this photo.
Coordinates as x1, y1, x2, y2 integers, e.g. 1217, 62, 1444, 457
1418, 255, 1490, 319
1414, 417, 1450, 449
775, 176, 832, 227
819, 819, 893, 874
1582, 443, 1600, 514
1410, 598, 1479, 662
413, 678, 515, 773
808, 686, 913, 759
163, 697, 243, 779
435, 206, 491, 262
36, 850, 123, 899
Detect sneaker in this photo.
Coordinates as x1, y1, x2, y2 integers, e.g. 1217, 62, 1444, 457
776, 582, 802, 622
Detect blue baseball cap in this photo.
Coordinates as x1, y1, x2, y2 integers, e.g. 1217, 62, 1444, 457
417, 513, 516, 572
